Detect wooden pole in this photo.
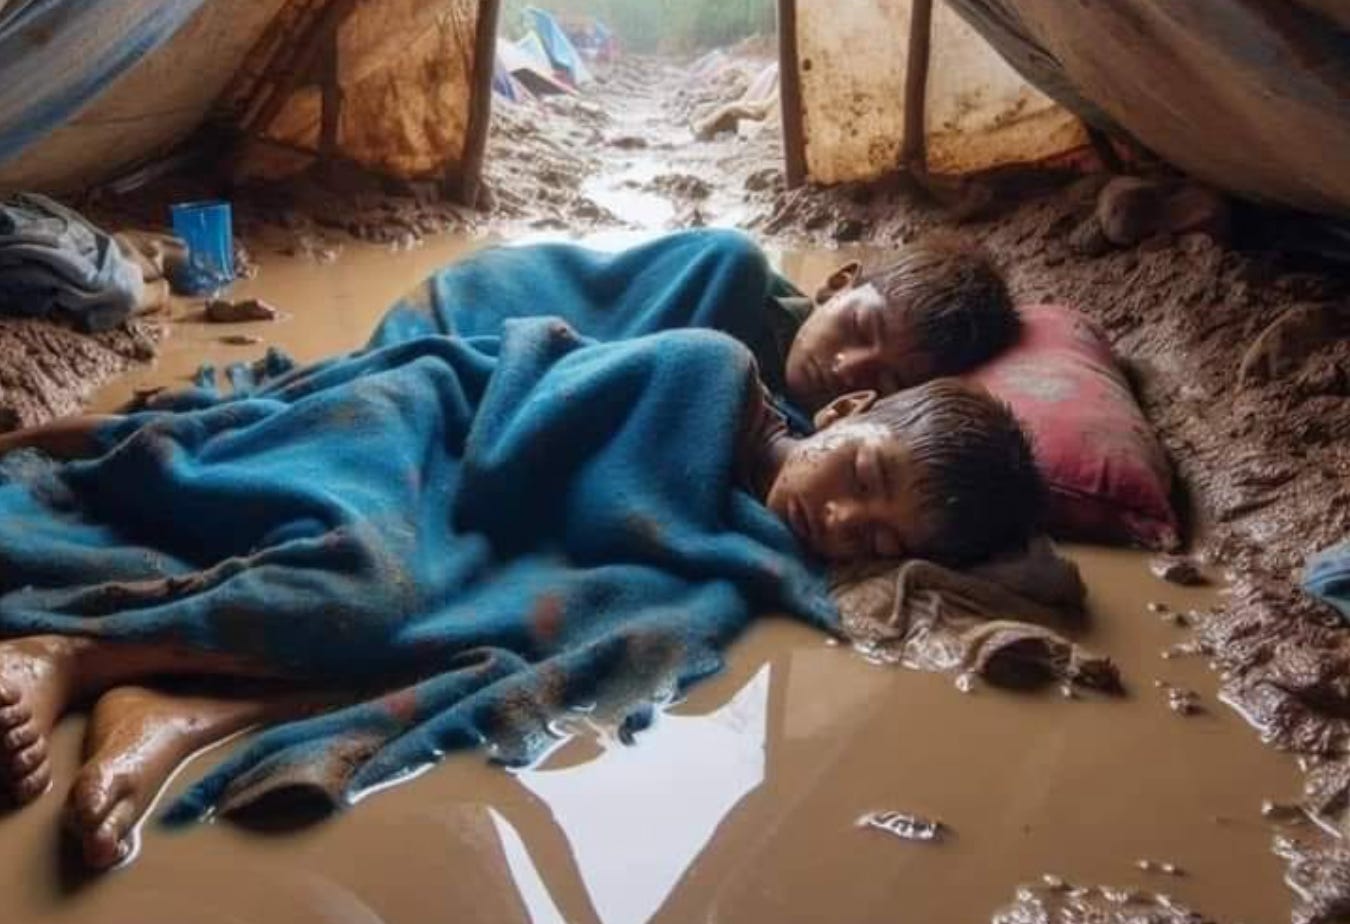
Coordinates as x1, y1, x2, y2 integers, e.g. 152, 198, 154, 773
777, 0, 807, 189
245, 0, 357, 140
901, 0, 933, 172
318, 15, 343, 173
456, 0, 502, 207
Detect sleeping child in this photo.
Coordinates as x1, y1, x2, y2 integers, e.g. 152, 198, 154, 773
0, 319, 1040, 869
374, 228, 1018, 419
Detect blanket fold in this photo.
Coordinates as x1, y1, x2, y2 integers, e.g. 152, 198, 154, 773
0, 319, 835, 819
833, 537, 1121, 693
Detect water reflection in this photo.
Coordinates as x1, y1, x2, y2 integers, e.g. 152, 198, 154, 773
503, 664, 771, 924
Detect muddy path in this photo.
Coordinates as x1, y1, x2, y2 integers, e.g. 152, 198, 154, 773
484, 52, 783, 235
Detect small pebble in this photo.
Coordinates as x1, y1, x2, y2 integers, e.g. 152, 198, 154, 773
1041, 874, 1068, 891
220, 334, 263, 346
1136, 859, 1155, 872
1148, 601, 1170, 614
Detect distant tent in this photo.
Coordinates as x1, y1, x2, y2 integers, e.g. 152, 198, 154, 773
506, 34, 575, 97
524, 6, 591, 87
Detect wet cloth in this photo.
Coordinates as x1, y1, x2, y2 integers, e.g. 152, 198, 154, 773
0, 193, 145, 332
373, 230, 813, 430
833, 538, 1120, 693
1304, 540, 1350, 620
0, 320, 835, 819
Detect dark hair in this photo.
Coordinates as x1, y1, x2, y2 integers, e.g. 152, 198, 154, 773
857, 378, 1043, 564
861, 235, 1018, 374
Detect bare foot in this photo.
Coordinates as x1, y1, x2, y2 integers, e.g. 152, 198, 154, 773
0, 636, 87, 805
66, 686, 318, 869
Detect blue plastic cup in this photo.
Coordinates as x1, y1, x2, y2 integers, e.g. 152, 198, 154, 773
170, 200, 235, 295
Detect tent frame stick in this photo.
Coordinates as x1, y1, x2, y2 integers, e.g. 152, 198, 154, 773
456, 0, 502, 207
778, 0, 807, 189
901, 0, 933, 172
318, 15, 343, 170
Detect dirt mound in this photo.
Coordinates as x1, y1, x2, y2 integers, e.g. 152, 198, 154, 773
0, 318, 161, 430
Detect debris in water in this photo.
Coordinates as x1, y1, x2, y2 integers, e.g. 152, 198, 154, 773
1151, 556, 1208, 586
205, 298, 279, 323
1262, 799, 1307, 823
993, 881, 1212, 923
856, 810, 945, 843
1156, 681, 1203, 716
220, 334, 263, 346
1136, 859, 1185, 876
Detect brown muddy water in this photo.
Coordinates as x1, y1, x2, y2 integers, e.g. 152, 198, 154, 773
0, 234, 1305, 923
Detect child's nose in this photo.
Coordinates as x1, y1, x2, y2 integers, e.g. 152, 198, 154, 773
832, 349, 880, 388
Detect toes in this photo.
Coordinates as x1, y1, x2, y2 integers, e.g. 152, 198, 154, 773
10, 759, 51, 805
0, 702, 30, 730
3, 723, 37, 752
9, 740, 46, 777
84, 799, 139, 870
0, 682, 17, 707
66, 770, 125, 832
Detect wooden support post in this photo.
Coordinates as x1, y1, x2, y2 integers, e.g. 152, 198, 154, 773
777, 0, 807, 189
318, 13, 343, 173
456, 0, 503, 208
245, 0, 357, 141
901, 0, 934, 173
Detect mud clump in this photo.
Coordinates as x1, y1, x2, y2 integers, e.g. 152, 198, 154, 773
205, 297, 279, 323
992, 881, 1213, 924
1275, 835, 1350, 924
0, 319, 161, 430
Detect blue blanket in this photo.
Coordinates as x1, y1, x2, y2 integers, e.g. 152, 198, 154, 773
0, 320, 835, 819
1305, 540, 1350, 621
373, 229, 812, 430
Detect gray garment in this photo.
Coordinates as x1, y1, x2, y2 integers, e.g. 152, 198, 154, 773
0, 193, 143, 332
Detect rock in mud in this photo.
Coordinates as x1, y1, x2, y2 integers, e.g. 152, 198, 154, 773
1150, 556, 1207, 586
205, 298, 279, 323
992, 881, 1213, 924
220, 334, 263, 346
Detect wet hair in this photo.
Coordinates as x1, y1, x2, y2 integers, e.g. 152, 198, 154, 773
856, 378, 1043, 564
860, 235, 1018, 374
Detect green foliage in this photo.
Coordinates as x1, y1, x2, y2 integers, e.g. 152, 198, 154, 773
500, 0, 776, 54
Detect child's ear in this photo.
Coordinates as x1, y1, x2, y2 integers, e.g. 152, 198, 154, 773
813, 390, 878, 430
814, 260, 863, 305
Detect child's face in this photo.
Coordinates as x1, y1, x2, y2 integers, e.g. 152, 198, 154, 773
765, 414, 930, 562
785, 265, 934, 410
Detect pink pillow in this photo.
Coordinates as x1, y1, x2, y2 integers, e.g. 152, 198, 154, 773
965, 304, 1180, 550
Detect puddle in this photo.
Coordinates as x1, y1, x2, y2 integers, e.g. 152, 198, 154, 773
10, 237, 1303, 924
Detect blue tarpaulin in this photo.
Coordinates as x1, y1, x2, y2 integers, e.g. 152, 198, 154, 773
524, 6, 591, 86
0, 1, 207, 165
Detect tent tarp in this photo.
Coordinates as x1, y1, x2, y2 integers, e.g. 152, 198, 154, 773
525, 6, 591, 86
943, 0, 1350, 217
0, 0, 218, 183
246, 0, 482, 184
794, 0, 1086, 184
